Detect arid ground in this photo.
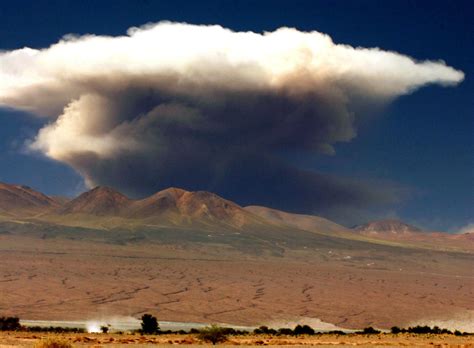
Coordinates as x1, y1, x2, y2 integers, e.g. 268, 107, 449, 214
1, 234, 473, 331
1, 331, 473, 347
1, 184, 473, 333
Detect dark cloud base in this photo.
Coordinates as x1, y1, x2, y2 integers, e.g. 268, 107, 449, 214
0, 23, 461, 225
71, 148, 406, 226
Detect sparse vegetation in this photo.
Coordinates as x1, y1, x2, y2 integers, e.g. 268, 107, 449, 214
140, 313, 160, 334
389, 325, 469, 335
100, 324, 110, 333
0, 316, 21, 331
254, 325, 336, 336
294, 324, 315, 335
275, 327, 292, 335
407, 325, 434, 334
2, 313, 473, 346
326, 330, 346, 335
250, 324, 473, 337
26, 326, 85, 333
391, 326, 401, 334
254, 325, 277, 335
34, 338, 72, 348
197, 324, 229, 345
0, 325, 470, 348
359, 326, 381, 334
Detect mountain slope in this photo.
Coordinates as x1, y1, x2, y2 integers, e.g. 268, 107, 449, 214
244, 205, 350, 237
0, 182, 59, 216
126, 187, 186, 218
243, 208, 474, 252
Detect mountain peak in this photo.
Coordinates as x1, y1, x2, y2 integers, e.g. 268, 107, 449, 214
128, 187, 246, 224
354, 219, 422, 235
178, 190, 242, 218
59, 186, 130, 216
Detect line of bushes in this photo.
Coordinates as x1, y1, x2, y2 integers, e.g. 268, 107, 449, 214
254, 325, 316, 335
1, 315, 472, 337
253, 325, 363, 336
390, 325, 470, 336
253, 324, 472, 336
25, 326, 86, 333
0, 317, 85, 333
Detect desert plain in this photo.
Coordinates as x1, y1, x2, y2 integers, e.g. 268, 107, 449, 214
1, 232, 473, 331
0, 184, 473, 348
1, 331, 474, 348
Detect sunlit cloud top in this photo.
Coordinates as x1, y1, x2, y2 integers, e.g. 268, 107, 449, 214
0, 22, 463, 116
0, 22, 465, 221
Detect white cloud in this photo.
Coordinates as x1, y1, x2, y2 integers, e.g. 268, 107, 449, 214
0, 22, 463, 116
0, 22, 465, 218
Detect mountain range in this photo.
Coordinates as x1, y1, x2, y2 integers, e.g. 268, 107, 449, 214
0, 181, 472, 252
1, 181, 473, 330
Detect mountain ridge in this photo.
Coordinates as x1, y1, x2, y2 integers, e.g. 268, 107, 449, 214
1, 182, 472, 252
0, 182, 59, 216
55, 185, 264, 230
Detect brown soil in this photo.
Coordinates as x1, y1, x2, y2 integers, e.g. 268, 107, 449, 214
1, 235, 472, 330
0, 331, 473, 347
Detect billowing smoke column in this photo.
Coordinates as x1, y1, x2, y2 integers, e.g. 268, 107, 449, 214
0, 22, 464, 223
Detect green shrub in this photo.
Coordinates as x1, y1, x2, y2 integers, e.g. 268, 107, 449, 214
197, 324, 228, 345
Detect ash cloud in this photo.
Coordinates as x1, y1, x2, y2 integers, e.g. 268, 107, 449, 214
0, 22, 464, 224
457, 223, 474, 234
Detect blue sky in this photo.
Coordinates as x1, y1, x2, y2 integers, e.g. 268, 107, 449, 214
0, 0, 472, 231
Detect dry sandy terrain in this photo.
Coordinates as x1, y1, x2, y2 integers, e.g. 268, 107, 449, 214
0, 332, 473, 347
1, 234, 473, 331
